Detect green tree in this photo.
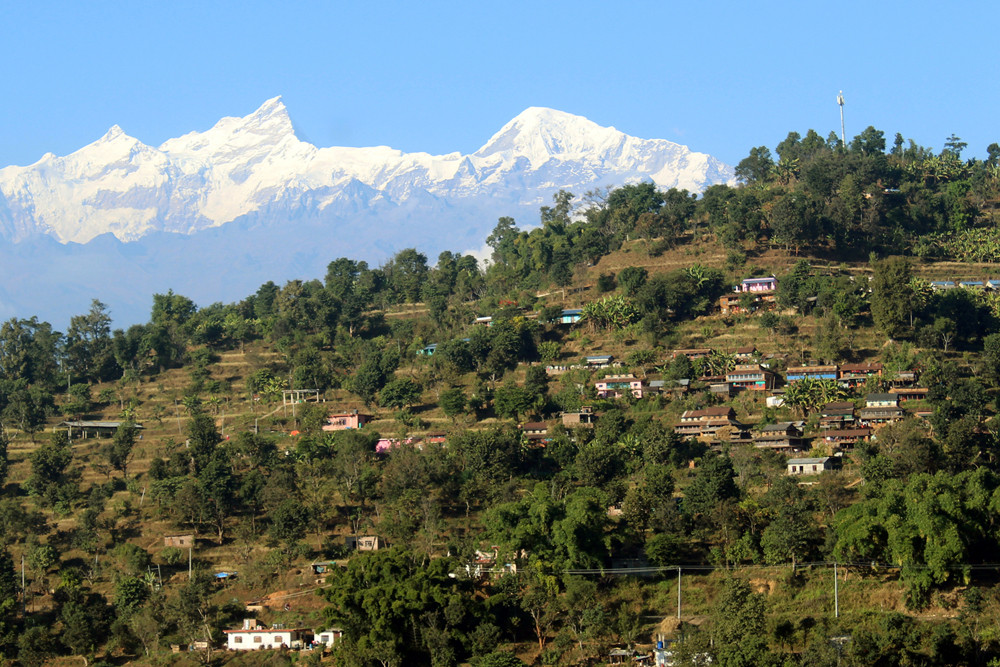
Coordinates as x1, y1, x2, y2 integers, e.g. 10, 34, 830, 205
0, 317, 60, 387
25, 430, 78, 507
439, 387, 467, 421
199, 454, 237, 543
711, 578, 774, 666
870, 257, 914, 339
63, 383, 92, 419
104, 420, 139, 479
0, 550, 18, 656
735, 146, 774, 184
269, 498, 311, 544
0, 433, 7, 490
64, 299, 116, 383
351, 348, 400, 406
493, 383, 535, 422
323, 548, 477, 665
683, 454, 739, 521
617, 266, 648, 297
186, 413, 220, 474
379, 378, 422, 410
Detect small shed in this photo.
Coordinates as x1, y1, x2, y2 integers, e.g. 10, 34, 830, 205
563, 407, 597, 428
62, 420, 143, 439
787, 457, 840, 476
164, 534, 195, 548
558, 309, 583, 324
315, 628, 344, 647
345, 535, 387, 551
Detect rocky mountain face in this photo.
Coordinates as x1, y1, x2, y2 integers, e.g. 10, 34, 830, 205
0, 98, 734, 325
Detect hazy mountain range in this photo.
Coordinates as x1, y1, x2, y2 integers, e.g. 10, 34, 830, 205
0, 98, 734, 326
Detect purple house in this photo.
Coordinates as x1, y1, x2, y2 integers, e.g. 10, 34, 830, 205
739, 276, 777, 292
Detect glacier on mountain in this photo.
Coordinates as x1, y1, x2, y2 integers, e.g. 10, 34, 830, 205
0, 98, 734, 325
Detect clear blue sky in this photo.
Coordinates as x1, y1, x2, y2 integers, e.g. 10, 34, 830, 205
2, 1, 996, 168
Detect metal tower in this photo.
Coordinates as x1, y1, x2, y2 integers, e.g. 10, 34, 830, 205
837, 91, 846, 148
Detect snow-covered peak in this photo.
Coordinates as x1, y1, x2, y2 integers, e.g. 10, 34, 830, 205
475, 107, 629, 165
103, 124, 127, 140
64, 124, 154, 168
159, 96, 299, 157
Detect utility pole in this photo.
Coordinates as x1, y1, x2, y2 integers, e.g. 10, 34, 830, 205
834, 561, 840, 618
21, 555, 26, 616
837, 91, 846, 148
677, 566, 682, 620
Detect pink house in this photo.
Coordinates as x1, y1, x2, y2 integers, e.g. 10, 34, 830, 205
375, 437, 419, 454
739, 276, 777, 292
321, 410, 371, 431
595, 374, 644, 399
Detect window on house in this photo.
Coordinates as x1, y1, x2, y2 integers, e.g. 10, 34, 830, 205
234, 637, 243, 644
253, 636, 262, 643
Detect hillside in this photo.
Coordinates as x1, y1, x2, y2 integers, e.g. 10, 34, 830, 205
4, 131, 1000, 667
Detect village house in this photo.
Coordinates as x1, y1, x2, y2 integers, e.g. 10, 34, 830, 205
375, 437, 421, 454
61, 420, 144, 439
734, 346, 757, 361
819, 401, 856, 430
822, 428, 872, 450
226, 619, 312, 651
595, 374, 644, 399
726, 363, 776, 391
520, 422, 549, 442
890, 370, 920, 387
739, 276, 778, 292
648, 379, 689, 397
585, 354, 615, 368
787, 457, 841, 476
754, 422, 808, 452
718, 293, 742, 314
837, 362, 883, 388
164, 534, 194, 548
345, 535, 387, 551
474, 315, 493, 326
314, 628, 343, 648
893, 387, 929, 402
321, 410, 371, 432
709, 382, 738, 398
672, 348, 712, 360
719, 289, 776, 314
462, 549, 518, 581
416, 343, 437, 356
785, 364, 839, 383
562, 406, 598, 428
557, 309, 583, 324
858, 393, 905, 427
675, 406, 745, 440
310, 561, 337, 583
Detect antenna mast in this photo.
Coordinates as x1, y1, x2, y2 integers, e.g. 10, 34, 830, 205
837, 91, 846, 148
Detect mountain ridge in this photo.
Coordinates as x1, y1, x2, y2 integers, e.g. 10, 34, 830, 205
0, 99, 733, 244
0, 99, 734, 326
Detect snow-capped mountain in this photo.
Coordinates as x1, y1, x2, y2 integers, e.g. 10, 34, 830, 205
0, 98, 734, 325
